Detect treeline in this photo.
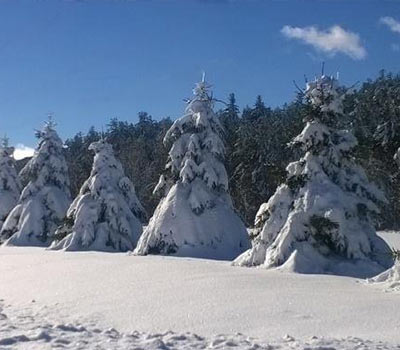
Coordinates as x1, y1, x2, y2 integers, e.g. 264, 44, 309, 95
60, 70, 400, 229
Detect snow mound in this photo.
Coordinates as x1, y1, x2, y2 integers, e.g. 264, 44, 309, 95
366, 232, 400, 293
135, 181, 248, 260
0, 301, 398, 350
367, 260, 400, 292
378, 231, 400, 248
276, 242, 390, 278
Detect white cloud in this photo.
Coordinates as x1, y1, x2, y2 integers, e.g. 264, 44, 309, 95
380, 16, 400, 34
13, 144, 35, 160
281, 25, 366, 60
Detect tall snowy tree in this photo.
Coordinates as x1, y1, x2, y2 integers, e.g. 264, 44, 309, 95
0, 120, 71, 246
219, 93, 240, 199
51, 139, 146, 252
234, 75, 393, 277
0, 138, 22, 230
134, 77, 249, 259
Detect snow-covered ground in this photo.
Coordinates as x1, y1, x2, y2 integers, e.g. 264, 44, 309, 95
0, 231, 399, 349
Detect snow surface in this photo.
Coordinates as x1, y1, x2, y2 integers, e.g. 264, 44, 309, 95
379, 230, 400, 248
367, 260, 400, 292
366, 231, 400, 292
0, 231, 399, 349
0, 301, 398, 350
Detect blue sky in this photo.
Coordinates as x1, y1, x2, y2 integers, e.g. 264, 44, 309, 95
0, 0, 399, 157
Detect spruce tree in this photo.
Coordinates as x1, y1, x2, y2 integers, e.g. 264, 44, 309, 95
134, 77, 248, 259
0, 138, 22, 230
220, 93, 240, 128
51, 139, 146, 252
219, 93, 240, 197
0, 120, 71, 246
234, 75, 393, 277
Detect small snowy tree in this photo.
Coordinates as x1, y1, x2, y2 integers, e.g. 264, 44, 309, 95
0, 138, 22, 230
234, 75, 393, 277
50, 139, 146, 252
0, 120, 71, 246
368, 148, 400, 289
134, 77, 248, 259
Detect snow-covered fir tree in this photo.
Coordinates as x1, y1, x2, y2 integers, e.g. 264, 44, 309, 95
0, 120, 71, 246
234, 75, 393, 277
50, 139, 146, 252
134, 77, 249, 259
0, 137, 22, 230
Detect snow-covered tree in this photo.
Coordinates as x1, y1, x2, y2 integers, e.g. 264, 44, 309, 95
234, 75, 393, 277
0, 138, 22, 230
0, 120, 71, 246
134, 77, 248, 260
50, 139, 146, 252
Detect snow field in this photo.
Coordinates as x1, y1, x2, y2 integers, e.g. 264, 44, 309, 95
0, 231, 399, 349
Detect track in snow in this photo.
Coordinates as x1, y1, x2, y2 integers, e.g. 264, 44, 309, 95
0, 300, 399, 350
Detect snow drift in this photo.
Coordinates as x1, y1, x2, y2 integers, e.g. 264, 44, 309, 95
367, 259, 400, 292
